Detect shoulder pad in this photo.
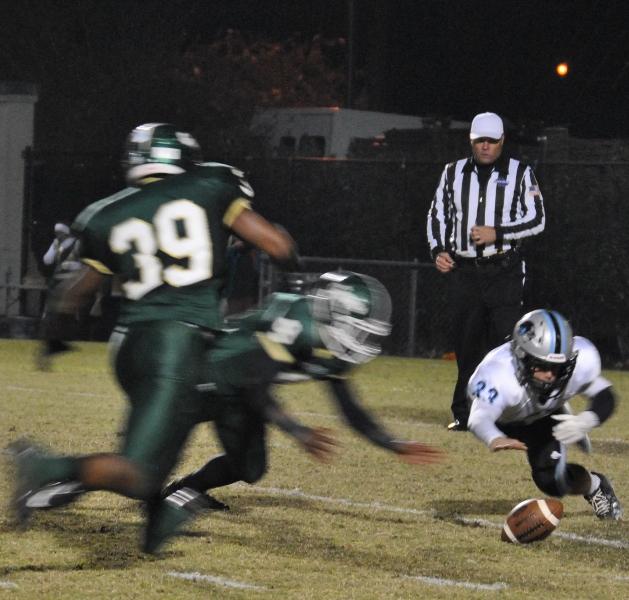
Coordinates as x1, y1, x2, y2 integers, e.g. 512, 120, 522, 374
190, 163, 254, 198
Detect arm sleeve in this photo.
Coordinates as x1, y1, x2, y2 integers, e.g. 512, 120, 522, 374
467, 399, 508, 447
587, 386, 616, 424
243, 385, 312, 440
326, 378, 398, 452
499, 166, 545, 240
426, 165, 450, 259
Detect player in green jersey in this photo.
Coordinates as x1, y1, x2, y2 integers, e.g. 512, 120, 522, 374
9, 123, 306, 554
164, 271, 445, 507
16, 271, 444, 551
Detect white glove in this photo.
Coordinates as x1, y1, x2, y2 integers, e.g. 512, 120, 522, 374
552, 410, 599, 444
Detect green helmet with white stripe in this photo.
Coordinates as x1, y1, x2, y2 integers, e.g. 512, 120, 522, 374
310, 271, 392, 364
122, 123, 203, 184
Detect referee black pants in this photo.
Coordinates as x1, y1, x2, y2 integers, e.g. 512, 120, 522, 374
449, 256, 525, 426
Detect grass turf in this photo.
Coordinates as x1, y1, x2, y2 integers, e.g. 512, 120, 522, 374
1, 340, 628, 599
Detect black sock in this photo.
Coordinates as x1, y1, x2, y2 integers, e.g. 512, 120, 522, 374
179, 455, 238, 492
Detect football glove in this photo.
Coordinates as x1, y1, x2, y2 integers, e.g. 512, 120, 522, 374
552, 410, 599, 444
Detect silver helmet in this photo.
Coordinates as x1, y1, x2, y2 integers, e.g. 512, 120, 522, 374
511, 309, 577, 402
310, 271, 392, 364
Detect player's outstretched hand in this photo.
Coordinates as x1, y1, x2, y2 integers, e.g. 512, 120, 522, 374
489, 436, 528, 452
392, 440, 446, 465
299, 427, 338, 463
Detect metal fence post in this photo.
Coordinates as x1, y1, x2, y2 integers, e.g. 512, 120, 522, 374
407, 259, 418, 356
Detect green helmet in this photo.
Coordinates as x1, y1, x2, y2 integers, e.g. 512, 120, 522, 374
310, 271, 392, 364
122, 123, 202, 184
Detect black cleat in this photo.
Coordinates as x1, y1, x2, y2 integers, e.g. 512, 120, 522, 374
36, 340, 75, 371
143, 487, 213, 554
162, 479, 230, 511
585, 472, 623, 520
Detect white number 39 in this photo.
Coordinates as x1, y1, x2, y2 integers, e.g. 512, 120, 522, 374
109, 199, 212, 300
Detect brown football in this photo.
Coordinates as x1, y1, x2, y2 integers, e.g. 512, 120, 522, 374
501, 498, 563, 544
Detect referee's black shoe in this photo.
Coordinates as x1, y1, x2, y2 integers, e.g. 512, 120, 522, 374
447, 419, 468, 432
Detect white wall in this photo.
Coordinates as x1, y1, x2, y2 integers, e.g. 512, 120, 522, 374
0, 83, 38, 316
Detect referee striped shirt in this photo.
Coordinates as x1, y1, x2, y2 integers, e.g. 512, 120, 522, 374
427, 154, 545, 259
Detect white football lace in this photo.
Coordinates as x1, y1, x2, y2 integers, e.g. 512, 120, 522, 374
588, 488, 611, 517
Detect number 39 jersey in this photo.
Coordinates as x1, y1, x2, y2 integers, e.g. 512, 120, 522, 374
467, 336, 612, 446
72, 163, 254, 329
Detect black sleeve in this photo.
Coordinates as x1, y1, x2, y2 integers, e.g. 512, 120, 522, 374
588, 387, 616, 424
326, 378, 397, 452
243, 384, 311, 441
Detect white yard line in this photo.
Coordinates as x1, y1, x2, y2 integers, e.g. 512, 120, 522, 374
248, 485, 629, 549
403, 575, 508, 591
0, 581, 18, 589
167, 571, 266, 591
249, 485, 435, 518
6, 385, 110, 399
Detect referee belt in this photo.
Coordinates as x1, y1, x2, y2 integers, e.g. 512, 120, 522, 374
455, 250, 520, 268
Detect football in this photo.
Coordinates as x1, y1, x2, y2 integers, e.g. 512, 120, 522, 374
501, 498, 563, 544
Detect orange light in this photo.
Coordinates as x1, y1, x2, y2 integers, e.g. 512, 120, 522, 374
556, 62, 569, 77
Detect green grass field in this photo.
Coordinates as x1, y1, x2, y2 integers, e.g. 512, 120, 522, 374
1, 340, 628, 599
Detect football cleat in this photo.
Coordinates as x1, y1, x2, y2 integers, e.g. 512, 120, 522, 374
7, 440, 46, 527
36, 340, 75, 371
447, 419, 468, 432
161, 479, 230, 511
25, 480, 85, 510
585, 472, 623, 520
143, 487, 213, 554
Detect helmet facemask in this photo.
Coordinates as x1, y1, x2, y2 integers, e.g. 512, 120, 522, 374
311, 272, 392, 364
517, 353, 577, 404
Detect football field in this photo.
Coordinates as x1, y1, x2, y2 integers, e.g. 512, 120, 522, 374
1, 340, 628, 599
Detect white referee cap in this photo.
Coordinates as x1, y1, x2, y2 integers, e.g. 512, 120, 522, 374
469, 112, 504, 140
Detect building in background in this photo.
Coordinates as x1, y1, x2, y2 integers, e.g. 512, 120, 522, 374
0, 81, 38, 324
251, 107, 469, 158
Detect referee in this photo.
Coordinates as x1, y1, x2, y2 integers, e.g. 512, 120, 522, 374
427, 112, 545, 431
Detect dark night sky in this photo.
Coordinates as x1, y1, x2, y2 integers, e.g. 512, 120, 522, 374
2, 0, 628, 138
176, 0, 629, 136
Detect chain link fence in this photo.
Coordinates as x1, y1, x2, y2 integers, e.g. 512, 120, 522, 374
259, 256, 453, 359
3, 150, 628, 367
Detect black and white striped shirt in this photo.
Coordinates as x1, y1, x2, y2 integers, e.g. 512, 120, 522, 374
427, 154, 545, 260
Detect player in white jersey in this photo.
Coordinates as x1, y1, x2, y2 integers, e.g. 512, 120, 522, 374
468, 309, 622, 520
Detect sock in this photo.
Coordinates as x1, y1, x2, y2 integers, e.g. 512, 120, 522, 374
144, 489, 206, 554
30, 454, 80, 489
588, 473, 601, 496
180, 455, 238, 491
